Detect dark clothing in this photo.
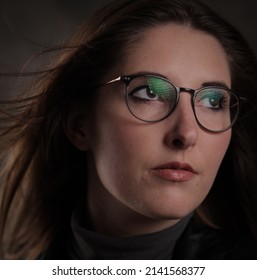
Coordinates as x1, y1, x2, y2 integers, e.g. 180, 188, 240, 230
43, 212, 257, 260
67, 212, 192, 260
174, 219, 257, 259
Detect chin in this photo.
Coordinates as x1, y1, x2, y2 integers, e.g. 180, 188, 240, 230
140, 203, 196, 221
136, 191, 203, 220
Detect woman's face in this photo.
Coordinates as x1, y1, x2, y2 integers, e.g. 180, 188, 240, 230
85, 24, 231, 235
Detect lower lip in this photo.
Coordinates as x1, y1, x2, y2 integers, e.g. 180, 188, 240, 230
152, 169, 196, 182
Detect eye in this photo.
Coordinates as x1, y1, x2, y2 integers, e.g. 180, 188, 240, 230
129, 85, 159, 101
148, 77, 176, 101
127, 76, 177, 104
196, 89, 229, 110
206, 93, 222, 108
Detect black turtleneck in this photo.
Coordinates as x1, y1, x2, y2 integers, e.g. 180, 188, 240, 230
67, 210, 192, 260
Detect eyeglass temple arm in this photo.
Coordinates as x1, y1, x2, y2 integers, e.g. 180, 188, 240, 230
104, 76, 133, 86
95, 76, 122, 90
105, 76, 122, 85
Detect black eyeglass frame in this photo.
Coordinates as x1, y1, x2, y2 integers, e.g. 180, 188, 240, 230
101, 74, 247, 133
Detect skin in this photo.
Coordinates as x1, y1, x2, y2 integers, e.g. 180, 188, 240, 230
70, 24, 232, 236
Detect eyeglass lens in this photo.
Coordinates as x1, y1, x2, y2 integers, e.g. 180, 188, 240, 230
125, 75, 239, 132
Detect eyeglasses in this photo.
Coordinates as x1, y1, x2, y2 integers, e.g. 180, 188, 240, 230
102, 74, 246, 133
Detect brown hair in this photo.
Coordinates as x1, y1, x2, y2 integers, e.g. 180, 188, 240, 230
1, 0, 257, 259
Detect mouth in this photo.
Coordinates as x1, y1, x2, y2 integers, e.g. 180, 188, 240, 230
152, 161, 198, 182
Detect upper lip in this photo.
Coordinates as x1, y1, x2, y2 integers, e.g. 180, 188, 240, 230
153, 161, 198, 174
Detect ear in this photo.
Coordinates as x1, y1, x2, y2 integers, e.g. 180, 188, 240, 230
64, 110, 91, 151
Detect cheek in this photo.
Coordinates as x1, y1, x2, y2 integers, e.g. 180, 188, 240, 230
89, 126, 145, 215
92, 118, 148, 178
201, 130, 231, 183
89, 101, 141, 183
91, 91, 154, 169
212, 131, 231, 162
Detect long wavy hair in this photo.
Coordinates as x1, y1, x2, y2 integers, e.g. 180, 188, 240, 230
1, 0, 257, 259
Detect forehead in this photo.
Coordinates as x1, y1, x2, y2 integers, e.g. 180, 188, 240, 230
120, 24, 231, 88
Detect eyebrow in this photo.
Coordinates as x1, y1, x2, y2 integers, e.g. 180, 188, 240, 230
127, 71, 167, 79
201, 81, 230, 89
126, 71, 230, 89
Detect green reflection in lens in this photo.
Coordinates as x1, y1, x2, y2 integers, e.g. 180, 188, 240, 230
147, 77, 175, 100
198, 90, 224, 108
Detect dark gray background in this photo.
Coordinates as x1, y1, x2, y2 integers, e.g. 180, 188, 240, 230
0, 0, 256, 84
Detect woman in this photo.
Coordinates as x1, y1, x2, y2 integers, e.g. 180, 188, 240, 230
1, 0, 257, 259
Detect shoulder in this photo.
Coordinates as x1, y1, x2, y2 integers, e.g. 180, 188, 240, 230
174, 218, 257, 260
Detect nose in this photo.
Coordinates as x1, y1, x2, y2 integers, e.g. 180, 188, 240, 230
164, 94, 198, 149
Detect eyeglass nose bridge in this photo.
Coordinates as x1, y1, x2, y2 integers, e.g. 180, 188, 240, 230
172, 86, 201, 124
174, 86, 197, 110
177, 87, 196, 96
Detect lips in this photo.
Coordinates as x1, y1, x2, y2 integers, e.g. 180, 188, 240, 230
152, 161, 197, 182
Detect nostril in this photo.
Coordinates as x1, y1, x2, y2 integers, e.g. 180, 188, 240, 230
172, 138, 184, 147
